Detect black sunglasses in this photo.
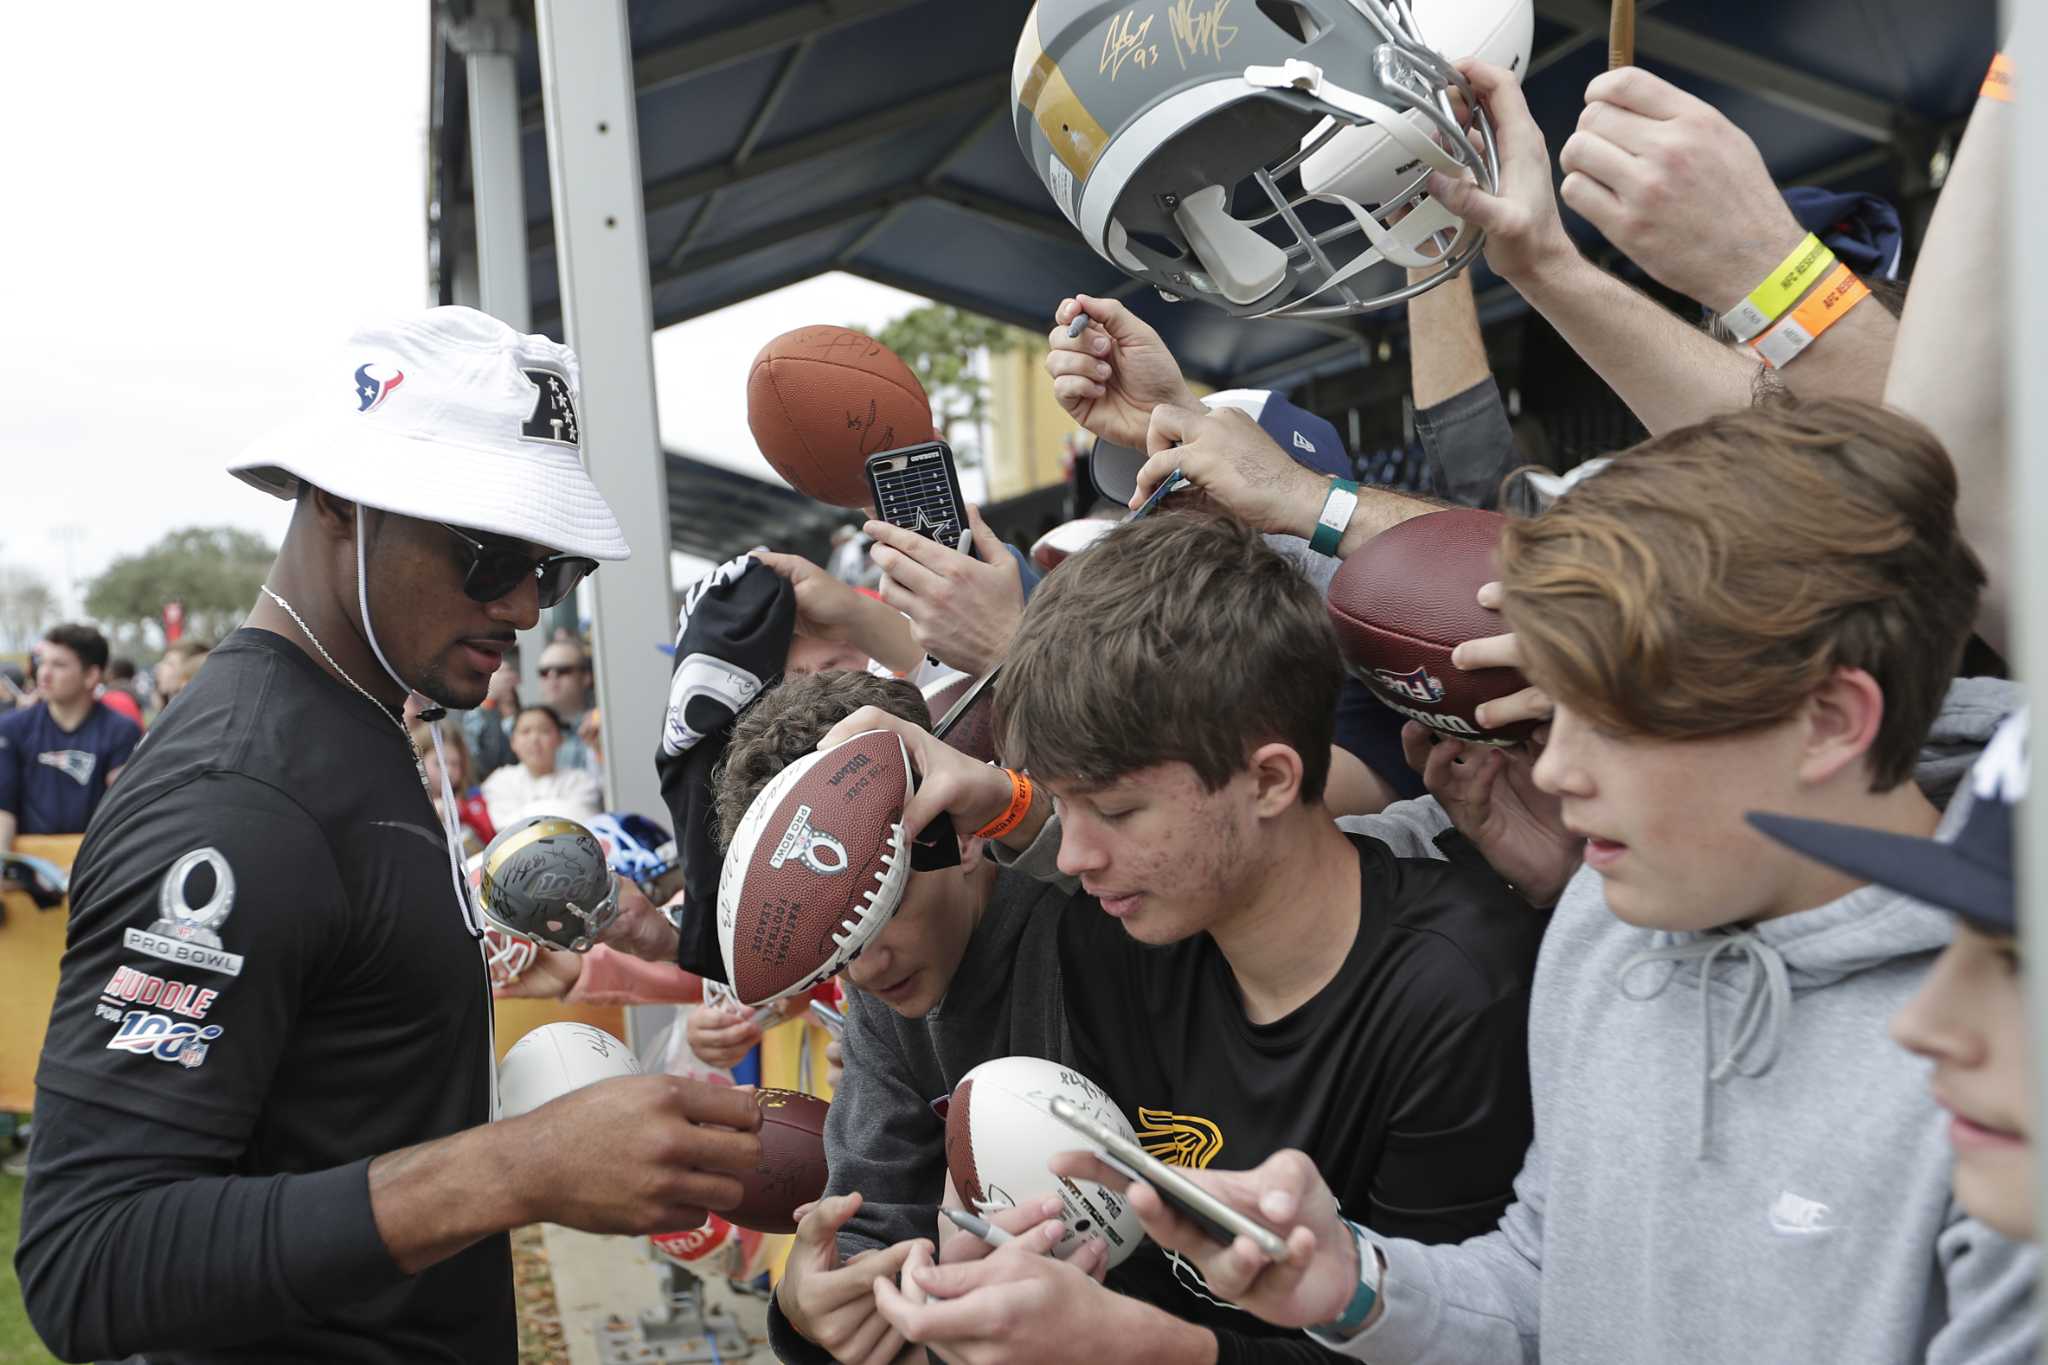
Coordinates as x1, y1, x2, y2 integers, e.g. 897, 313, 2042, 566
437, 523, 597, 609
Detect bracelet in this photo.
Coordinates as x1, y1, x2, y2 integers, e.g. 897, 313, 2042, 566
1983, 52, 2013, 103
1751, 263, 1871, 369
974, 769, 1035, 840
1310, 478, 1360, 557
1305, 1219, 1383, 1345
1720, 234, 1835, 342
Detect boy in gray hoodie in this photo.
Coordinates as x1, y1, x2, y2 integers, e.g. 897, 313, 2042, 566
1063, 398, 2038, 1362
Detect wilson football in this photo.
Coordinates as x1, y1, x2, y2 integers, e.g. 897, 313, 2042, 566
746, 326, 935, 508
717, 729, 914, 1006
726, 1088, 831, 1235
944, 1056, 1144, 1267
497, 1022, 640, 1120
1325, 507, 1537, 744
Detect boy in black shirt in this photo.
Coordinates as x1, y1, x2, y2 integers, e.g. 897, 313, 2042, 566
825, 513, 1543, 1364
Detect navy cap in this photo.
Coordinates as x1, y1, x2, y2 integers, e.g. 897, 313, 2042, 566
1747, 709, 2024, 936
1091, 389, 1348, 505
1781, 187, 1904, 283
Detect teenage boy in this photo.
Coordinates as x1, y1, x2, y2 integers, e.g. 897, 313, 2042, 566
840, 512, 1543, 1364
1753, 708, 2036, 1245
713, 669, 1072, 1365
1060, 400, 2036, 1362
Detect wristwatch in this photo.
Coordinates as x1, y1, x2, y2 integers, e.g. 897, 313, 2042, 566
1309, 478, 1360, 557
1305, 1219, 1383, 1346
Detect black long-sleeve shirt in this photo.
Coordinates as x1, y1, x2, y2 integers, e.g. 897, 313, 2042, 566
17, 629, 509, 1362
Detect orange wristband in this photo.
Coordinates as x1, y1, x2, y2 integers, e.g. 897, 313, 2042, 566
1751, 263, 1871, 370
974, 769, 1035, 840
1983, 52, 2014, 103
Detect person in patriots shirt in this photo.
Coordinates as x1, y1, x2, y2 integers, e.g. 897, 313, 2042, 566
0, 622, 141, 851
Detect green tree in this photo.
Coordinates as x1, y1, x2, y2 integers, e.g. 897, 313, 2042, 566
83, 526, 276, 644
872, 305, 1027, 464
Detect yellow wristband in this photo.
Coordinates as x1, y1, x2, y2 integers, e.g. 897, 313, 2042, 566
974, 769, 1036, 840
1752, 263, 1871, 369
1721, 234, 1836, 342
1983, 52, 2014, 104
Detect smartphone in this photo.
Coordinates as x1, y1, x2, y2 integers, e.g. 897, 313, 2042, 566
1048, 1095, 1290, 1260
808, 998, 847, 1040
866, 442, 973, 556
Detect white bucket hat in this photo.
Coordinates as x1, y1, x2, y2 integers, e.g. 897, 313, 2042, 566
229, 307, 630, 562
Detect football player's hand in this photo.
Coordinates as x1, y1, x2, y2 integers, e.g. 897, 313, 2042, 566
505, 1076, 761, 1235
1558, 68, 1804, 313
1426, 60, 1580, 290
1049, 1149, 1364, 1332
866, 505, 1023, 678
778, 1194, 930, 1365
1046, 295, 1202, 450
817, 706, 1016, 841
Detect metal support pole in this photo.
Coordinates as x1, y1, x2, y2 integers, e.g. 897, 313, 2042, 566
447, 0, 548, 705
532, 0, 674, 828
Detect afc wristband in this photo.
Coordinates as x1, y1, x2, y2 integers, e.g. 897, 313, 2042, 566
1306, 1219, 1383, 1345
1752, 262, 1871, 369
1720, 233, 1835, 342
1310, 478, 1360, 557
974, 769, 1035, 840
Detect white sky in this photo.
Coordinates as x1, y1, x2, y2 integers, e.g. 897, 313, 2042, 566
3, 2, 933, 617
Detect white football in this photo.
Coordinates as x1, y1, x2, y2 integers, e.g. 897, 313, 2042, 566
1299, 0, 1535, 208
944, 1056, 1145, 1268
498, 1022, 641, 1120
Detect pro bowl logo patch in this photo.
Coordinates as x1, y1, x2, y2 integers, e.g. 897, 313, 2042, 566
354, 363, 405, 413
1371, 665, 1446, 706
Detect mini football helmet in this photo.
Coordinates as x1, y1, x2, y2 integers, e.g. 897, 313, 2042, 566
476, 815, 621, 952
1013, 0, 1531, 317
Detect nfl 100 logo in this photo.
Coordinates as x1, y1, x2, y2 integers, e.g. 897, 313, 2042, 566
1372, 666, 1446, 706
105, 1010, 223, 1069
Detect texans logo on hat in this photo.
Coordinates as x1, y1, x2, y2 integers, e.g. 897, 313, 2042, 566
354, 364, 405, 413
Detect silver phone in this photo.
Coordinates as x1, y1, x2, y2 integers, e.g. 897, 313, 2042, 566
1047, 1095, 1289, 1260
808, 998, 847, 1040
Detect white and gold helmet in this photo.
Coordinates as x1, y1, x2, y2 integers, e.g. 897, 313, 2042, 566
1013, 0, 1531, 317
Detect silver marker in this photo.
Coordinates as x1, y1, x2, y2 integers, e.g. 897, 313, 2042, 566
1067, 313, 1090, 338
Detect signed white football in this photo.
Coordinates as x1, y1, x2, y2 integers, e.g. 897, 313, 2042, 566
497, 1022, 640, 1120
944, 1056, 1145, 1267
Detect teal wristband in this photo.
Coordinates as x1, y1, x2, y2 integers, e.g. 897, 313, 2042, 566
1309, 478, 1359, 557
1305, 1220, 1381, 1345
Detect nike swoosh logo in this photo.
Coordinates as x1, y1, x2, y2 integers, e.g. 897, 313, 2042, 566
370, 820, 450, 852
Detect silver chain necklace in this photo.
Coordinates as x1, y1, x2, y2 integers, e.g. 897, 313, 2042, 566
261, 585, 428, 791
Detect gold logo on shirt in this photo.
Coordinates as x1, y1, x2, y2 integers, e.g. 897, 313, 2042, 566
1137, 1107, 1224, 1168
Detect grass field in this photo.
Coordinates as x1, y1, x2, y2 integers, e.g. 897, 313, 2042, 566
0, 1172, 56, 1365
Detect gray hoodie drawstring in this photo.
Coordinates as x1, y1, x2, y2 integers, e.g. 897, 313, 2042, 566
1617, 931, 1793, 1158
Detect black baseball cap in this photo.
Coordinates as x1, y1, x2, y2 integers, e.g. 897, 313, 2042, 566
1747, 709, 2024, 937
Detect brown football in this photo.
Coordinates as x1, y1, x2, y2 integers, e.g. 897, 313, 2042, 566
1325, 507, 1537, 744
716, 729, 916, 1006
726, 1088, 830, 1235
927, 673, 999, 765
746, 326, 935, 509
